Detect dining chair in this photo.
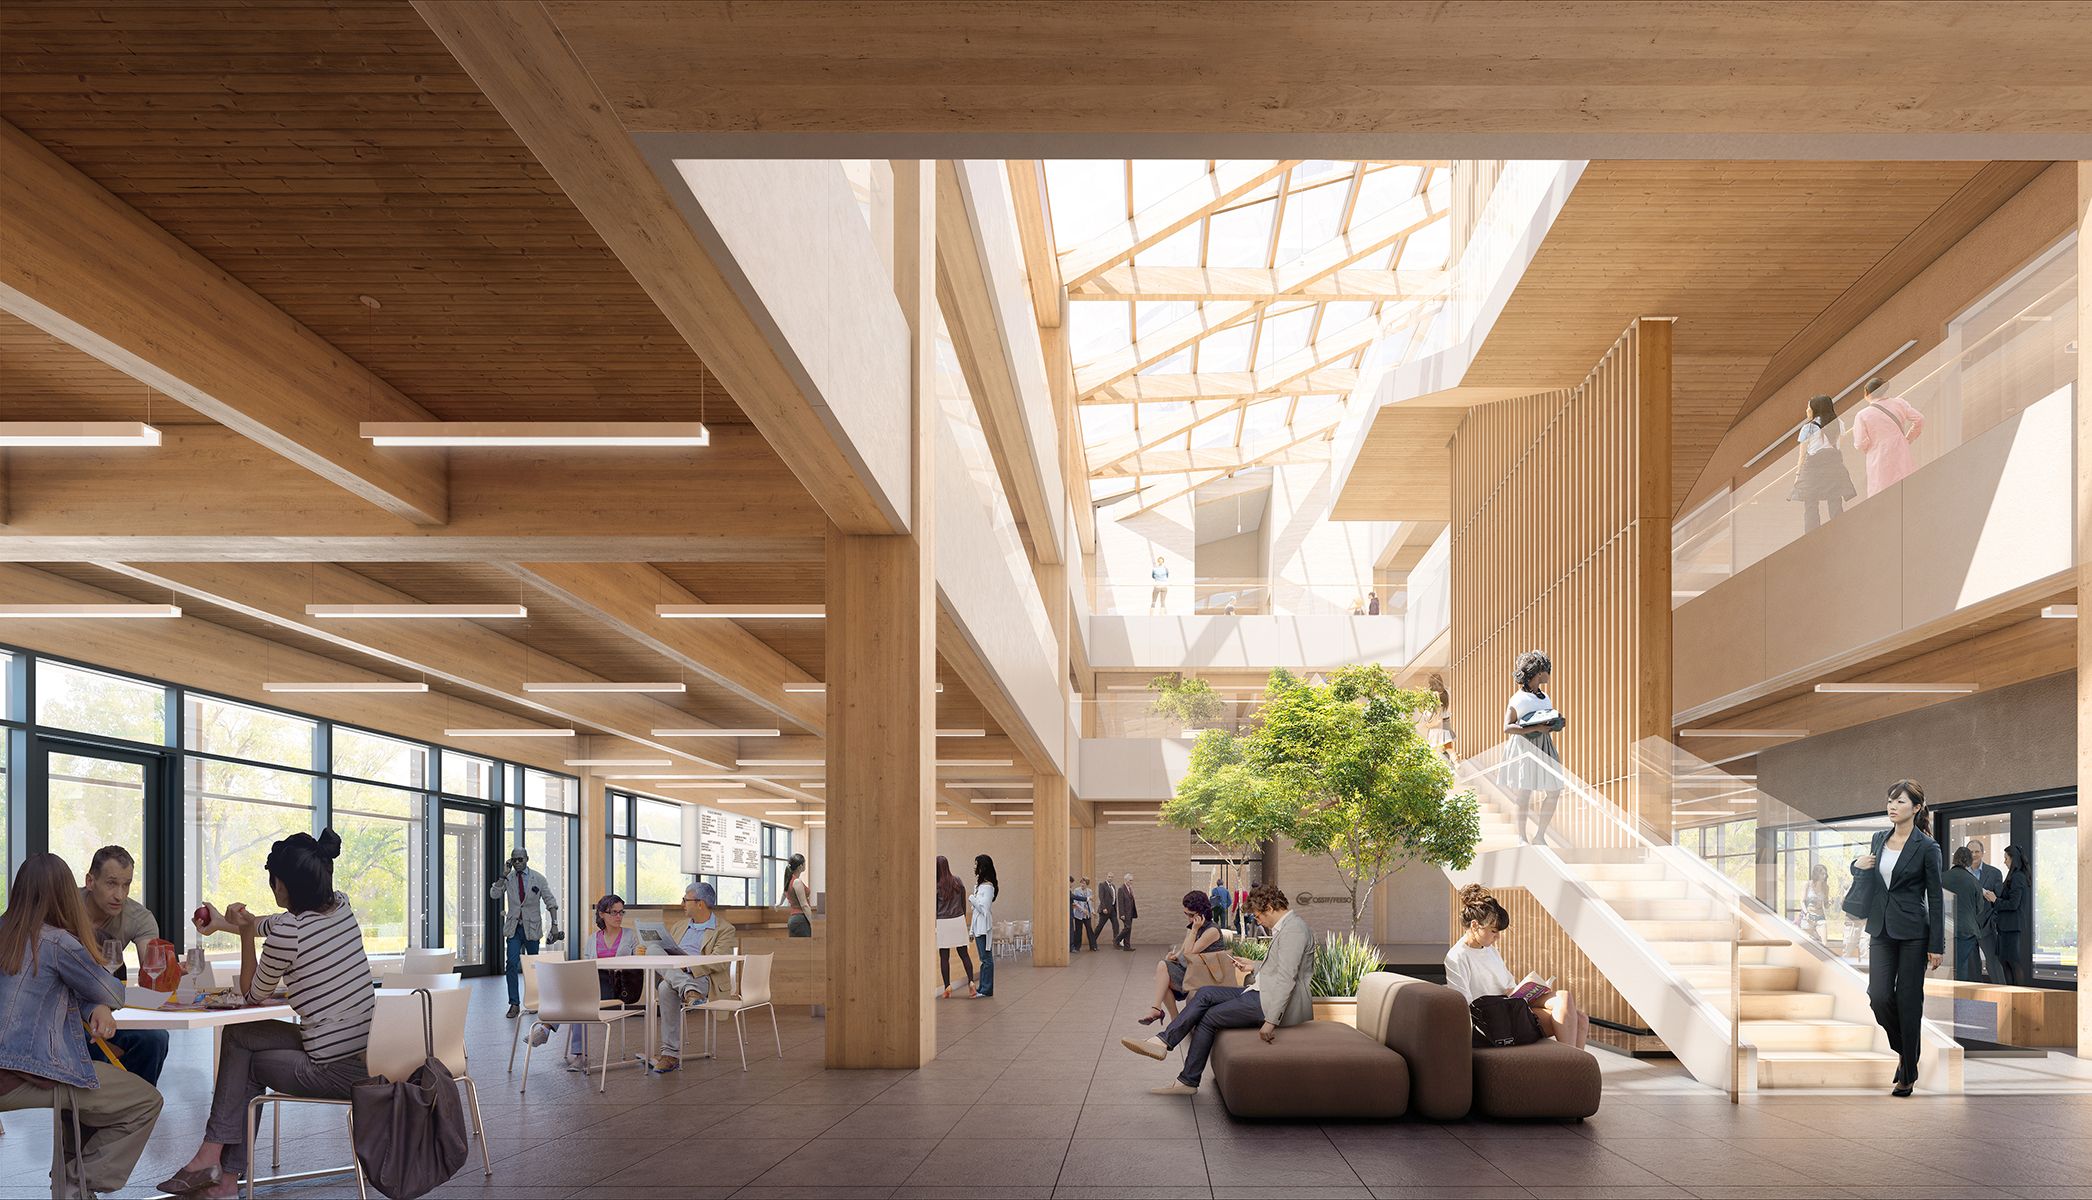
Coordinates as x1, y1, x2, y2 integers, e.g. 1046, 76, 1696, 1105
505, 952, 553, 1072
521, 958, 640, 1094
691, 953, 782, 1072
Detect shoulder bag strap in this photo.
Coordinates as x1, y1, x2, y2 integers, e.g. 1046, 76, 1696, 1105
1865, 401, 1909, 437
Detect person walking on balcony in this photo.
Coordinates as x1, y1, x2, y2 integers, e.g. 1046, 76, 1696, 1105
1499, 651, 1566, 845
1787, 395, 1858, 533
1852, 377, 1925, 496
1992, 844, 2032, 986
1366, 590, 1381, 615
1850, 779, 1942, 1096
1149, 557, 1170, 614
1944, 847, 1999, 983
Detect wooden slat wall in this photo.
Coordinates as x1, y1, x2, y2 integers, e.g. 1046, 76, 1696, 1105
1451, 885, 1650, 1053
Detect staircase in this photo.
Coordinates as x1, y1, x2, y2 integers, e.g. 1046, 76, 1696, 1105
1447, 745, 1959, 1094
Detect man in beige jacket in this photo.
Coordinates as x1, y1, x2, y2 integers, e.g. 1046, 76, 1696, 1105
638, 880, 738, 1073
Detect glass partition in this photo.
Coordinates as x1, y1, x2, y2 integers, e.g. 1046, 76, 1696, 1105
332, 780, 423, 954
37, 661, 165, 745
2032, 805, 2078, 978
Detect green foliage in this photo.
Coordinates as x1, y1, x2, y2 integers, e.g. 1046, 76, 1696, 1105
1145, 674, 1227, 727
1311, 932, 1383, 998
1160, 730, 1291, 880
1250, 664, 1481, 934
1230, 936, 1269, 962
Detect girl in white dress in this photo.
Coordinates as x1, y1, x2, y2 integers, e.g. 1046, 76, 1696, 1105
1499, 650, 1566, 844
1444, 884, 1589, 1048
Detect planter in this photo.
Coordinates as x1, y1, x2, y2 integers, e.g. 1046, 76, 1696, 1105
1311, 996, 1358, 1027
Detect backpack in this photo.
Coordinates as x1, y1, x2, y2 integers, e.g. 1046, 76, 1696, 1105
1469, 994, 1544, 1047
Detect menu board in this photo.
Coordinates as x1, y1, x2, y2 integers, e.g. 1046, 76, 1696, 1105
681, 803, 761, 879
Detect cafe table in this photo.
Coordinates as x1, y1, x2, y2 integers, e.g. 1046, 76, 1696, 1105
112, 997, 297, 1074
590, 953, 743, 1062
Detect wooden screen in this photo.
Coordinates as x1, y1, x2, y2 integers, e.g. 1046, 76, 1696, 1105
1445, 318, 1674, 833
1450, 884, 1655, 1054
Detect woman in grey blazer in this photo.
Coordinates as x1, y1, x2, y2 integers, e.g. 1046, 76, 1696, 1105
1850, 779, 1943, 1097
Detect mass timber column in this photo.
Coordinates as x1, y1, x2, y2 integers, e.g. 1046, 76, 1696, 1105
1032, 555, 1072, 967
825, 162, 938, 1068
2075, 160, 2089, 1061
1446, 318, 1675, 839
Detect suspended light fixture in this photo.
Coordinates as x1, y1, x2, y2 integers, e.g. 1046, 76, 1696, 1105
657, 604, 824, 618
936, 729, 987, 737
445, 728, 575, 737
1814, 683, 1975, 694
525, 682, 686, 693
361, 422, 708, 446
564, 759, 673, 767
264, 681, 427, 693
306, 604, 527, 618
655, 728, 781, 737
0, 423, 161, 447
0, 604, 181, 618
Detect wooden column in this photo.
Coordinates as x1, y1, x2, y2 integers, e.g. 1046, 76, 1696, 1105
1632, 317, 1676, 838
825, 161, 937, 1069
1032, 774, 1070, 966
2076, 160, 2090, 1061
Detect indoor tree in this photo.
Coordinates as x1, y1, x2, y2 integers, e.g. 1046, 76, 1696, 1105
1145, 673, 1228, 730
1159, 728, 1289, 905
1251, 664, 1481, 936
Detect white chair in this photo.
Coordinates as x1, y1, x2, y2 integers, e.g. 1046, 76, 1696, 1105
691, 953, 781, 1072
402, 948, 457, 975
1016, 920, 1033, 955
390, 972, 463, 990
242, 988, 492, 1199
505, 952, 553, 1072
521, 957, 639, 1095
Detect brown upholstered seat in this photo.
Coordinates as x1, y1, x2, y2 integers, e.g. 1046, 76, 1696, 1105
1356, 971, 1472, 1120
1470, 1040, 1602, 1119
1207, 1020, 1409, 1119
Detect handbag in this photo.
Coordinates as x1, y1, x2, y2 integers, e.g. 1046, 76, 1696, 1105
609, 969, 645, 1006
1840, 832, 1881, 920
350, 990, 470, 1200
1177, 950, 1237, 1000
1469, 994, 1544, 1047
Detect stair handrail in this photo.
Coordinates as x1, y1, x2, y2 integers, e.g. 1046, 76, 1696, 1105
1730, 914, 1793, 1102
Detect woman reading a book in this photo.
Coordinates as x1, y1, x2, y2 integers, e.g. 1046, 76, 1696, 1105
1445, 885, 1589, 1048
1499, 651, 1566, 845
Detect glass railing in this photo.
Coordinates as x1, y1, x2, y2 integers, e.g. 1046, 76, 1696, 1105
1673, 234, 2077, 606
1085, 575, 1411, 618
1454, 741, 1659, 852
1078, 692, 1271, 740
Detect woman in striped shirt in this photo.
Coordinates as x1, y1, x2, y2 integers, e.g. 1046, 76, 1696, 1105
157, 829, 374, 1199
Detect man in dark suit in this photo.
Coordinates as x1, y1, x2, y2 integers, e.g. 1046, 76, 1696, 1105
1964, 838, 2003, 982
1094, 873, 1120, 952
1944, 847, 1999, 982
1117, 875, 1138, 950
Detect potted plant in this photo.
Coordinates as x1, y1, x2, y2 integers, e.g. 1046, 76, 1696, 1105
1145, 674, 1228, 731
1309, 932, 1382, 1027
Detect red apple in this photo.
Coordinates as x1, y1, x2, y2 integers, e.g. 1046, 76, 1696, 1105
193, 905, 211, 928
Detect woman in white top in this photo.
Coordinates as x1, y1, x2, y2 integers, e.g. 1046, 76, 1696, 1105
1787, 394, 1858, 533
529, 893, 641, 1070
1071, 877, 1095, 953
1444, 884, 1588, 1048
970, 856, 998, 998
1499, 651, 1567, 845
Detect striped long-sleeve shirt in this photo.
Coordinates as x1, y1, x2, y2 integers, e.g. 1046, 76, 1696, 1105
248, 892, 374, 1063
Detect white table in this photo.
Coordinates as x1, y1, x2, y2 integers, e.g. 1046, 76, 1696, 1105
592, 954, 742, 1061
113, 1001, 297, 1074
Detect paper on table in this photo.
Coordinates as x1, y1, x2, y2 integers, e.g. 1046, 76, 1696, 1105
121, 985, 171, 1010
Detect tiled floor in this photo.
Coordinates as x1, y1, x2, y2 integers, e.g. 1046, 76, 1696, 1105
5, 948, 2088, 1199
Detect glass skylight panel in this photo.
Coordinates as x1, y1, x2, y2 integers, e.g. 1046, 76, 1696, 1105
1136, 220, 1204, 267
1206, 200, 1276, 267
1069, 301, 1131, 361
1196, 323, 1254, 373
1255, 308, 1315, 368
1352, 166, 1418, 222
1399, 221, 1452, 271
1319, 301, 1376, 336
1293, 393, 1340, 419
1242, 398, 1289, 440
1080, 405, 1135, 444
1140, 400, 1189, 422
1145, 349, 1192, 375
1191, 411, 1240, 449
1043, 160, 1127, 248
1295, 181, 1348, 259
1135, 299, 1196, 338
1131, 159, 1208, 211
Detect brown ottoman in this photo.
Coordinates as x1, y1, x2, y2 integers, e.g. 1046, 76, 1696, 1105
1470, 1041, 1602, 1119
1208, 1019, 1409, 1119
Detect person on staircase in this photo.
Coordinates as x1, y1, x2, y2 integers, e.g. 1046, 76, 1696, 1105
1499, 651, 1566, 846
1444, 884, 1588, 1047
1850, 779, 1942, 1097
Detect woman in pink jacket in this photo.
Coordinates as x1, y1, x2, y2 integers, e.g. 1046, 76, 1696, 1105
1851, 376, 1925, 496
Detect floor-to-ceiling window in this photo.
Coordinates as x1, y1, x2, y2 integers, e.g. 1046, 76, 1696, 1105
0, 643, 578, 961
607, 788, 792, 909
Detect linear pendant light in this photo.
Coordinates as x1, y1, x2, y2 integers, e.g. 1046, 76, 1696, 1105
782, 682, 941, 692
265, 681, 427, 693
446, 728, 575, 737
655, 728, 780, 737
361, 421, 708, 447
564, 759, 672, 766
736, 759, 823, 768
0, 422, 161, 447
1814, 683, 1975, 694
654, 783, 748, 790
657, 604, 824, 618
1677, 728, 1808, 738
525, 682, 686, 693
2043, 605, 2078, 618
307, 604, 527, 618
0, 604, 181, 618
937, 729, 987, 737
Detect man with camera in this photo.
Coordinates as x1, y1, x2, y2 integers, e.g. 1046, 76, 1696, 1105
491, 847, 561, 1018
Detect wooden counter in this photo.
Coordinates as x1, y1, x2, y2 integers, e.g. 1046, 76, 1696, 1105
628, 907, 826, 1006
1924, 979, 2077, 1046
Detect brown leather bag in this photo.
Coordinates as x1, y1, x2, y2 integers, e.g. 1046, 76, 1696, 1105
1178, 950, 1238, 1001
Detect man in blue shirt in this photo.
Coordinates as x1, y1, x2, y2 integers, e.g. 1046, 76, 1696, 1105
639, 881, 737, 1073
1149, 556, 1170, 614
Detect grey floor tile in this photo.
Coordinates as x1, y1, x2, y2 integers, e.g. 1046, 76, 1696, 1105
1598, 1140, 1819, 1190
818, 1104, 972, 1140
980, 1077, 1098, 1106
598, 1137, 811, 1188
1212, 1190, 1373, 1199
1469, 1140, 1672, 1189
950, 1104, 1084, 1140
1053, 1189, 1211, 1200
1200, 1138, 1363, 1189
1335, 1139, 1522, 1188
1524, 1189, 1696, 1199
1073, 1101, 1199, 1139
733, 1189, 897, 1200
892, 1190, 1054, 1200
902, 1138, 1071, 1187
1684, 1190, 1856, 1200
567, 1191, 738, 1200
749, 1138, 941, 1188
1053, 1137, 1211, 1188
1366, 1189, 1531, 1199
694, 1103, 860, 1139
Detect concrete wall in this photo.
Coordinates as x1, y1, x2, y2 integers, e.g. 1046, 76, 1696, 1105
1757, 671, 2076, 820
1197, 528, 1264, 584
1264, 461, 1385, 616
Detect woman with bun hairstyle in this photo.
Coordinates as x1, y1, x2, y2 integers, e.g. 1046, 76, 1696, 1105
1850, 779, 1943, 1096
1500, 650, 1567, 845
160, 829, 374, 1199
1445, 884, 1589, 1048
782, 853, 813, 938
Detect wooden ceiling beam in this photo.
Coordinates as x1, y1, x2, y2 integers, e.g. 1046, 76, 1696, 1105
0, 119, 448, 526
412, 0, 902, 536
1072, 267, 1444, 302
90, 560, 755, 768
1073, 300, 1264, 398
1272, 194, 1444, 293
494, 561, 826, 735
1005, 161, 1063, 329
1058, 160, 1299, 291
1119, 410, 1352, 505
935, 607, 1052, 778
1085, 369, 1361, 405
0, 424, 822, 559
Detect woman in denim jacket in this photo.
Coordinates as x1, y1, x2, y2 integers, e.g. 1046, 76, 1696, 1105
0, 853, 165, 1198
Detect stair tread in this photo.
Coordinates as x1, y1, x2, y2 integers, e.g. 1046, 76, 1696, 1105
1757, 1049, 1897, 1060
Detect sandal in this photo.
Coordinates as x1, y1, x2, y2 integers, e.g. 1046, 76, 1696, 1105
155, 1165, 223, 1196
1137, 1006, 1167, 1025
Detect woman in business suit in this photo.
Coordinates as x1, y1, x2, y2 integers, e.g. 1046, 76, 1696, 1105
1992, 844, 2032, 986
1851, 779, 1943, 1097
